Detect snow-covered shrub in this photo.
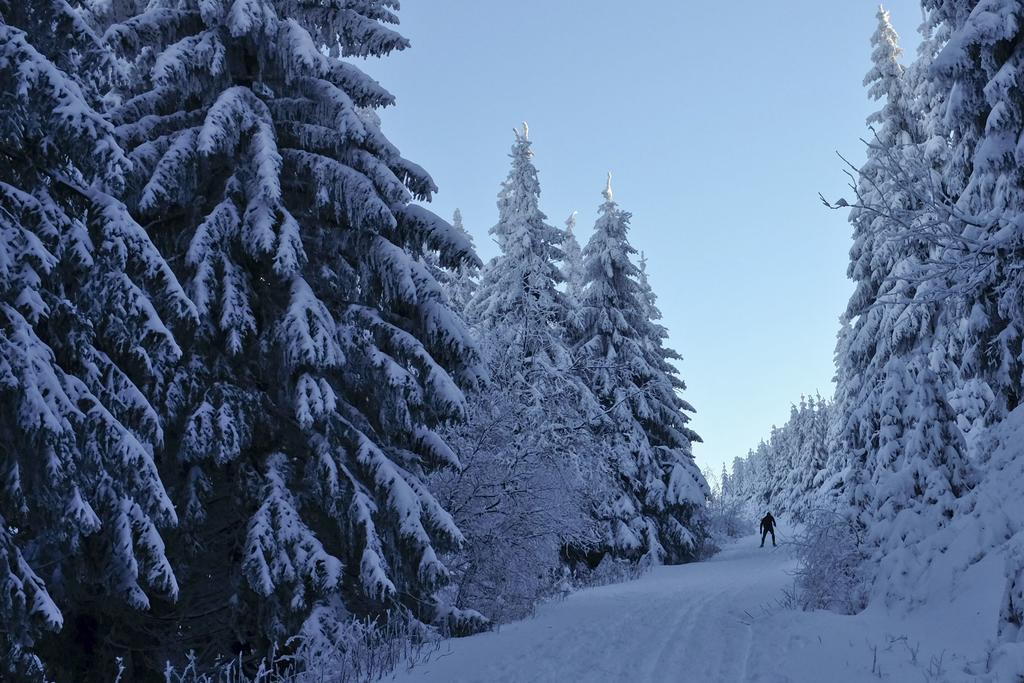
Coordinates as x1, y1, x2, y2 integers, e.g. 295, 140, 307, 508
704, 498, 751, 545
792, 509, 869, 614
432, 386, 600, 623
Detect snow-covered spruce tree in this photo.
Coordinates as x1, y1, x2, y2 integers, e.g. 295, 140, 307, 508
870, 359, 972, 593
781, 395, 830, 521
634, 248, 709, 555
86, 1, 483, 675
421, 208, 477, 318
441, 126, 605, 620
562, 210, 584, 313
816, 5, 974, 610
440, 209, 478, 316
466, 124, 569, 341
921, 0, 1024, 635
573, 174, 707, 565
828, 5, 943, 517
772, 402, 805, 515
747, 437, 776, 511
0, 2, 195, 677
729, 456, 748, 501
923, 0, 1024, 425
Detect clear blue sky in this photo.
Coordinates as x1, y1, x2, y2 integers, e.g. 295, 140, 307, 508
362, 1, 924, 478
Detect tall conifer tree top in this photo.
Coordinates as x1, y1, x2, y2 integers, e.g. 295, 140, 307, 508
563, 210, 584, 303
467, 124, 567, 355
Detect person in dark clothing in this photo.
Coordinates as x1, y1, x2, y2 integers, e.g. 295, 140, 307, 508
759, 512, 776, 547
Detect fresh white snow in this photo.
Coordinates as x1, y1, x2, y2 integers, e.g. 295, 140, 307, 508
392, 531, 1005, 682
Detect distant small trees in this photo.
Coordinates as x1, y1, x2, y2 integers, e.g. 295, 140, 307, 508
722, 394, 832, 523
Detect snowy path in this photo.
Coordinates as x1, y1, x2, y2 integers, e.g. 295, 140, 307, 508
392, 534, 800, 683
390, 532, 1003, 682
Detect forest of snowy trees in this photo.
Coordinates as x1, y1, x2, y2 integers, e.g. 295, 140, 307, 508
0, 2, 707, 679
6, 0, 1024, 681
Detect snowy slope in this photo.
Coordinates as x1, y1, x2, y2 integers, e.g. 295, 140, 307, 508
390, 533, 1005, 682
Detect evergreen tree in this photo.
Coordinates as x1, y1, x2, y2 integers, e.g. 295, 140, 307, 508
442, 209, 478, 315
731, 456, 748, 498
830, 7, 945, 512
421, 208, 476, 317
823, 5, 974, 597
772, 403, 803, 514
467, 124, 568, 343
447, 125, 605, 619
574, 174, 707, 564
795, 395, 830, 520
0, 1, 194, 675
869, 360, 971, 534
562, 210, 585, 307
82, 1, 483, 675
924, 0, 1024, 424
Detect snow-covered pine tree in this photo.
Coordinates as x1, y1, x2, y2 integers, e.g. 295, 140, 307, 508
574, 174, 707, 564
0, 2, 194, 677
445, 126, 605, 618
819, 5, 974, 608
748, 437, 775, 510
464, 125, 599, 473
562, 210, 584, 304
869, 359, 972, 591
786, 395, 830, 521
828, 6, 930, 516
635, 252, 657, 337
918, 0, 1024, 631
467, 124, 568, 340
86, 1, 483, 675
634, 248, 708, 561
773, 401, 805, 515
441, 209, 479, 315
730, 456, 748, 500
776, 410, 800, 503
420, 208, 477, 317
923, 0, 1024, 425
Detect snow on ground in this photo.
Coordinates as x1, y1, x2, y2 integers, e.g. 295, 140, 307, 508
390, 532, 1005, 682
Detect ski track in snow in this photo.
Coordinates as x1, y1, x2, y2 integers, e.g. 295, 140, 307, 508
390, 532, 1004, 682
390, 534, 799, 683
